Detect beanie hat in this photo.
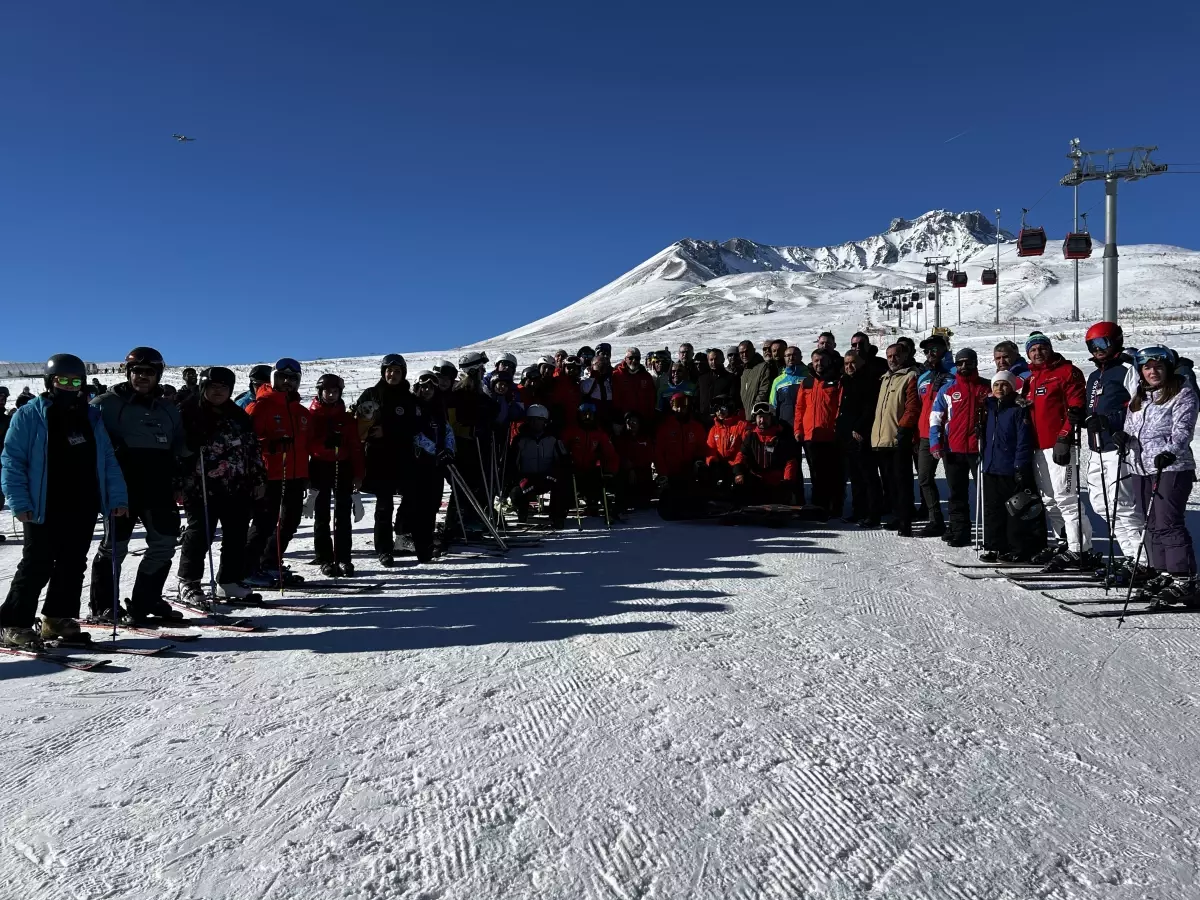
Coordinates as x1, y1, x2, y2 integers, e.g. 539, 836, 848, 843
1025, 332, 1052, 353
954, 348, 978, 366
991, 371, 1017, 388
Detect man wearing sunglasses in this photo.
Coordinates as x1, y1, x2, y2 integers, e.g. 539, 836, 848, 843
88, 347, 191, 623
1, 355, 129, 647
244, 358, 312, 587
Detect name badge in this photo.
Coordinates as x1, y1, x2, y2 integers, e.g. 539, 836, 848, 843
229, 438, 242, 447
68, 433, 87, 446
156, 435, 169, 444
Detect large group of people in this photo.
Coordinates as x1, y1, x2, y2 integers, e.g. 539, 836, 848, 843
1, 321, 1197, 650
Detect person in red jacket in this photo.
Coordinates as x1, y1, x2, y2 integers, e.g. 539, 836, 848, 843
704, 396, 746, 493
614, 410, 656, 510
305, 373, 365, 577
547, 356, 583, 432
1023, 332, 1092, 566
654, 393, 709, 485
245, 357, 312, 587
794, 349, 844, 515
560, 402, 620, 516
928, 349, 989, 546
736, 403, 801, 505
611, 348, 658, 433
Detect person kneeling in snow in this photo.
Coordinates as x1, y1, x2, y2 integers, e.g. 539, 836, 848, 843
734, 403, 800, 506
703, 396, 746, 495
507, 404, 570, 528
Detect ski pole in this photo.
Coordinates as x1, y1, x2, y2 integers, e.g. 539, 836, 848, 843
572, 473, 583, 531
1094, 435, 1115, 593
277, 448, 287, 597
1118, 464, 1163, 627
199, 447, 218, 602
975, 458, 984, 551
448, 464, 507, 551
449, 473, 470, 544
597, 461, 611, 529
475, 436, 492, 530
109, 512, 120, 641
1073, 424, 1084, 565
333, 453, 340, 579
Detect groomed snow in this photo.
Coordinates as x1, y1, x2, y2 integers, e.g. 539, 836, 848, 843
2, 484, 1199, 898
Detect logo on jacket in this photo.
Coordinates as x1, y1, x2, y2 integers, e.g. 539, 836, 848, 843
951, 391, 962, 401
1035, 386, 1047, 396
395, 407, 405, 416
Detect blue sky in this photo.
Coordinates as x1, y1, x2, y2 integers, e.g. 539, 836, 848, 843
3, 0, 1198, 364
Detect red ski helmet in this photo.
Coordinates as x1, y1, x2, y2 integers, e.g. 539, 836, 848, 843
1085, 321, 1123, 355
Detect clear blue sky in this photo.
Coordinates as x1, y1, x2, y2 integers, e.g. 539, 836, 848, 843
3, 0, 1198, 364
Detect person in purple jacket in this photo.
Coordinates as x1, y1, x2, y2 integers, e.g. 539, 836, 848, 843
1122, 346, 1198, 607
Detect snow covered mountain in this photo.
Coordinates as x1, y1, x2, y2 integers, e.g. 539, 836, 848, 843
490, 210, 1200, 354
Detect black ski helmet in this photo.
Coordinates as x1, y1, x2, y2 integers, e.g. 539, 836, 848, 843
1006, 490, 1045, 522
125, 346, 165, 378
381, 354, 407, 375
199, 366, 236, 393
44, 353, 88, 392
248, 364, 273, 386
316, 373, 345, 395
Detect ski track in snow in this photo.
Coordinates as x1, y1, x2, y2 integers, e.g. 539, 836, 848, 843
2, 482, 1200, 899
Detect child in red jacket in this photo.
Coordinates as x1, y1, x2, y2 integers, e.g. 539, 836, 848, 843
614, 410, 656, 510
306, 374, 365, 576
560, 402, 620, 517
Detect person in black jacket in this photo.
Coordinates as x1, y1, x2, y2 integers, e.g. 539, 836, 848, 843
838, 350, 883, 526
352, 354, 417, 567
405, 372, 455, 562
695, 349, 740, 426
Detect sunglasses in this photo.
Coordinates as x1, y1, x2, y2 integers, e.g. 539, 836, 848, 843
277, 370, 301, 382
129, 366, 157, 377
54, 376, 83, 388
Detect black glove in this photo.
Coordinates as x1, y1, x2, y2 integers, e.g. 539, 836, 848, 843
1154, 451, 1177, 471
325, 431, 342, 450
1111, 431, 1130, 453
693, 459, 707, 478
1052, 437, 1072, 467
1083, 413, 1109, 434
1066, 407, 1086, 429
436, 448, 454, 468
1014, 469, 1031, 490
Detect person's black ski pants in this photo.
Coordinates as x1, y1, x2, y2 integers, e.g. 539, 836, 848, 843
310, 460, 354, 565
245, 479, 306, 575
2, 505, 98, 628
177, 495, 251, 585
917, 438, 944, 528
90, 503, 181, 616
982, 472, 1046, 557
876, 433, 914, 526
942, 452, 976, 541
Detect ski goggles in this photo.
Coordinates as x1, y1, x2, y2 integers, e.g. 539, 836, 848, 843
1085, 336, 1114, 355
578, 402, 598, 415
1135, 346, 1174, 367
128, 366, 158, 378
274, 357, 302, 376
52, 376, 83, 388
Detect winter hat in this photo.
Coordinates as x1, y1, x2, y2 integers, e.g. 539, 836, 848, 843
1025, 332, 1052, 353
919, 334, 948, 351
991, 371, 1017, 388
954, 348, 978, 366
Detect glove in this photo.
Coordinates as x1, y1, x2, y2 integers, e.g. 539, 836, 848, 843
1066, 407, 1086, 429
1014, 469, 1030, 490
351, 492, 365, 523
301, 488, 319, 519
1112, 431, 1130, 453
1052, 437, 1072, 467
436, 448, 454, 468
1083, 413, 1109, 434
1154, 451, 1177, 471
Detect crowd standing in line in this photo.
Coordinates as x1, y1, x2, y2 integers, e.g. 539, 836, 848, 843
1, 322, 1197, 650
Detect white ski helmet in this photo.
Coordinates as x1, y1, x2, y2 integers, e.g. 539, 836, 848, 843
526, 404, 550, 420
497, 351, 518, 367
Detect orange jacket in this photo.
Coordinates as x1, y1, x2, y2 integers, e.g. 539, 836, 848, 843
308, 398, 365, 480
654, 416, 708, 477
706, 418, 747, 465
794, 376, 842, 443
560, 423, 619, 473
247, 384, 311, 481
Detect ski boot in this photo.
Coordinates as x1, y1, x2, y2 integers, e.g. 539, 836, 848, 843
978, 550, 999, 563
177, 580, 209, 609
127, 597, 185, 622
339, 561, 355, 577
218, 582, 261, 605
377, 553, 396, 568
999, 551, 1033, 563
395, 535, 416, 556
319, 562, 340, 579
40, 617, 86, 642
1, 625, 42, 649
1143, 576, 1198, 610
1041, 549, 1099, 573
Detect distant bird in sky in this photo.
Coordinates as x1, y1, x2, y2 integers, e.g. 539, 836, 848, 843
943, 130, 968, 144
172, 133, 196, 142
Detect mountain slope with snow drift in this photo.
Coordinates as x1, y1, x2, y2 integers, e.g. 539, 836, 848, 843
492, 211, 1200, 353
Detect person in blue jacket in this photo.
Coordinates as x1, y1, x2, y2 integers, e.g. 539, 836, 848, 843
0, 354, 129, 648
978, 370, 1045, 562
